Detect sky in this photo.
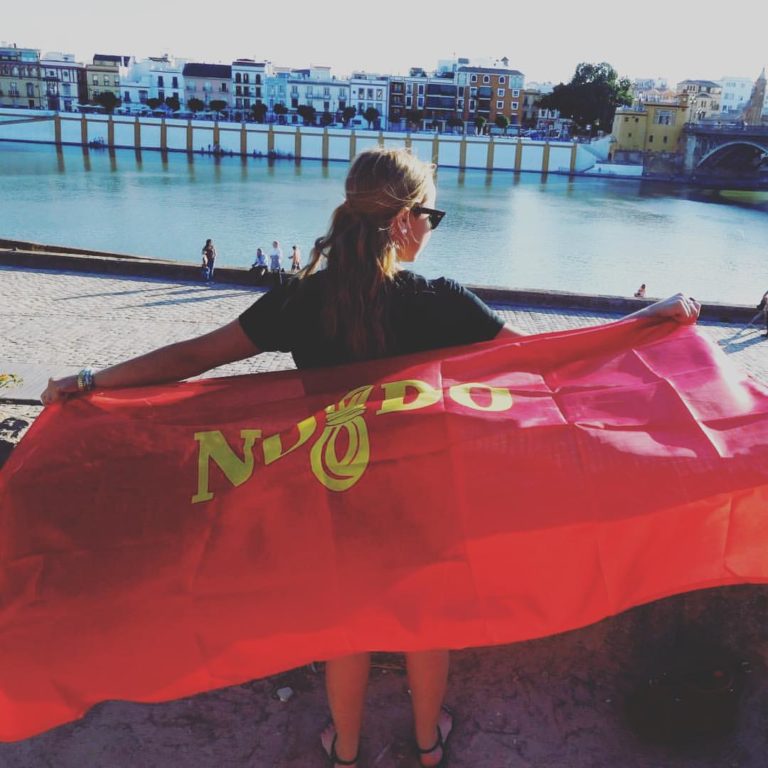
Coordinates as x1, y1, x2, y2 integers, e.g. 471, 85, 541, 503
3, 0, 766, 86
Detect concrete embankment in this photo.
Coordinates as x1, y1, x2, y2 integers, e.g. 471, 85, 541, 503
0, 237, 755, 323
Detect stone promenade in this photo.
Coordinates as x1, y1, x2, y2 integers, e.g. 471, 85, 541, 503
1, 266, 767, 768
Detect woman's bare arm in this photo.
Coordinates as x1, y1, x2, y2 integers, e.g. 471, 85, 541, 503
41, 320, 260, 404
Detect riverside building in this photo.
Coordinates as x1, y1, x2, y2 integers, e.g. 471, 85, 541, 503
39, 52, 84, 112
0, 44, 42, 109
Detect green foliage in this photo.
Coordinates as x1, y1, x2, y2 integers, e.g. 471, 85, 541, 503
93, 91, 120, 113
273, 103, 288, 115
187, 97, 205, 113
405, 109, 424, 128
209, 99, 227, 114
539, 61, 632, 133
296, 104, 317, 125
341, 106, 357, 126
447, 115, 464, 128
251, 102, 268, 123
474, 115, 487, 133
362, 106, 380, 128
320, 111, 334, 126
164, 95, 180, 112
146, 97, 162, 111
494, 114, 510, 134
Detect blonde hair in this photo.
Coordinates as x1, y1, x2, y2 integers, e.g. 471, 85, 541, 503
301, 148, 435, 359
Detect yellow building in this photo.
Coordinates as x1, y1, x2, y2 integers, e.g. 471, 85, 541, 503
610, 99, 689, 161
0, 45, 42, 109
85, 54, 126, 104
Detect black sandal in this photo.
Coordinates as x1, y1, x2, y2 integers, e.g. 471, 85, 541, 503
326, 733, 359, 767
416, 707, 453, 767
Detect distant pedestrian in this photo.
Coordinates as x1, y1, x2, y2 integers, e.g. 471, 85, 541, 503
250, 247, 268, 282
634, 283, 646, 298
269, 240, 283, 285
201, 238, 217, 282
747, 289, 768, 337
290, 245, 302, 272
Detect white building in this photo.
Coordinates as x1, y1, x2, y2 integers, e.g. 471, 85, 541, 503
264, 66, 290, 119
720, 76, 758, 115
349, 72, 388, 127
231, 59, 270, 118
285, 66, 349, 124
182, 62, 232, 109
39, 52, 83, 112
121, 55, 185, 111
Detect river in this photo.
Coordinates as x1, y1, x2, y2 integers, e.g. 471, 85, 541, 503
0, 142, 766, 304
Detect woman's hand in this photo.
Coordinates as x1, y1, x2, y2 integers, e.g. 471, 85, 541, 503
631, 293, 701, 324
40, 374, 79, 406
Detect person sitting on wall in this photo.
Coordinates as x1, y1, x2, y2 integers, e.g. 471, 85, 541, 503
634, 284, 646, 298
250, 247, 268, 283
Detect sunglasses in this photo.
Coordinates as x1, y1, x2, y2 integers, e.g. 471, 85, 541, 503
411, 205, 446, 231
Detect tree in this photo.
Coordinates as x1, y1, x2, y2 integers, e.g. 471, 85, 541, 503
447, 115, 464, 133
362, 106, 380, 129
209, 99, 227, 116
474, 116, 486, 135
341, 106, 357, 126
539, 62, 632, 135
164, 95, 180, 112
273, 103, 288, 123
405, 109, 424, 130
320, 111, 334, 127
187, 97, 205, 113
251, 102, 268, 123
296, 104, 317, 125
494, 114, 510, 135
93, 91, 120, 114
146, 97, 162, 111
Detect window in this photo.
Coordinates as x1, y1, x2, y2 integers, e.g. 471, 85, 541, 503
496, 100, 503, 109
27, 83, 35, 97
663, 135, 668, 143
483, 75, 490, 83
648, 135, 654, 143
511, 101, 518, 110
324, 87, 330, 97
244, 73, 249, 83
235, 73, 241, 83
172, 77, 178, 88
512, 89, 519, 97
457, 98, 464, 109
92, 76, 98, 85
158, 76, 165, 87
470, 87, 477, 97
367, 88, 374, 98
376, 88, 383, 99
470, 74, 477, 83
499, 76, 505, 84
497, 88, 504, 97
114, 77, 119, 87
417, 96, 424, 108
63, 70, 70, 81
255, 74, 261, 84
469, 99, 476, 111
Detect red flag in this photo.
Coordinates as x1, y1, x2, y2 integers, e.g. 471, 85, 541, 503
1, 318, 767, 741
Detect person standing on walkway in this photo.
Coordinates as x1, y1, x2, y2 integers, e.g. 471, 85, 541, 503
290, 244, 302, 273
269, 240, 283, 285
41, 148, 701, 768
201, 239, 217, 282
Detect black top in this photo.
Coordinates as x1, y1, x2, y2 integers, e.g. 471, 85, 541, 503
238, 270, 504, 370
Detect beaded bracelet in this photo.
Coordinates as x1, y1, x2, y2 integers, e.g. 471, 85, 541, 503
77, 367, 95, 392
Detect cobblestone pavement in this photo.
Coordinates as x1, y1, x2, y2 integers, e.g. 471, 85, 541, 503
1, 266, 767, 768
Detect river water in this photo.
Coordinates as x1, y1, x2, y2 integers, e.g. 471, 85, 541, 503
1, 142, 766, 304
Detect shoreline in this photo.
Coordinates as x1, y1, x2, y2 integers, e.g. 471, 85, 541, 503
0, 237, 757, 323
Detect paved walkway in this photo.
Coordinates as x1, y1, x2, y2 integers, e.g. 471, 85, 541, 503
1, 266, 767, 768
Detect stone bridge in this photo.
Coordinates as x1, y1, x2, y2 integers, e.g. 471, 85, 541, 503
681, 123, 768, 186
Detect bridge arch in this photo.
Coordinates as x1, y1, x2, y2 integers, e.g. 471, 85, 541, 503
696, 141, 768, 173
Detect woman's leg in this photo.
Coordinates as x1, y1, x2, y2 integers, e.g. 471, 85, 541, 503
406, 650, 453, 765
322, 652, 371, 765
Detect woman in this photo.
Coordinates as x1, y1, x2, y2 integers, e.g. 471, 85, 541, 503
201, 238, 217, 282
42, 148, 700, 767
250, 247, 268, 282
